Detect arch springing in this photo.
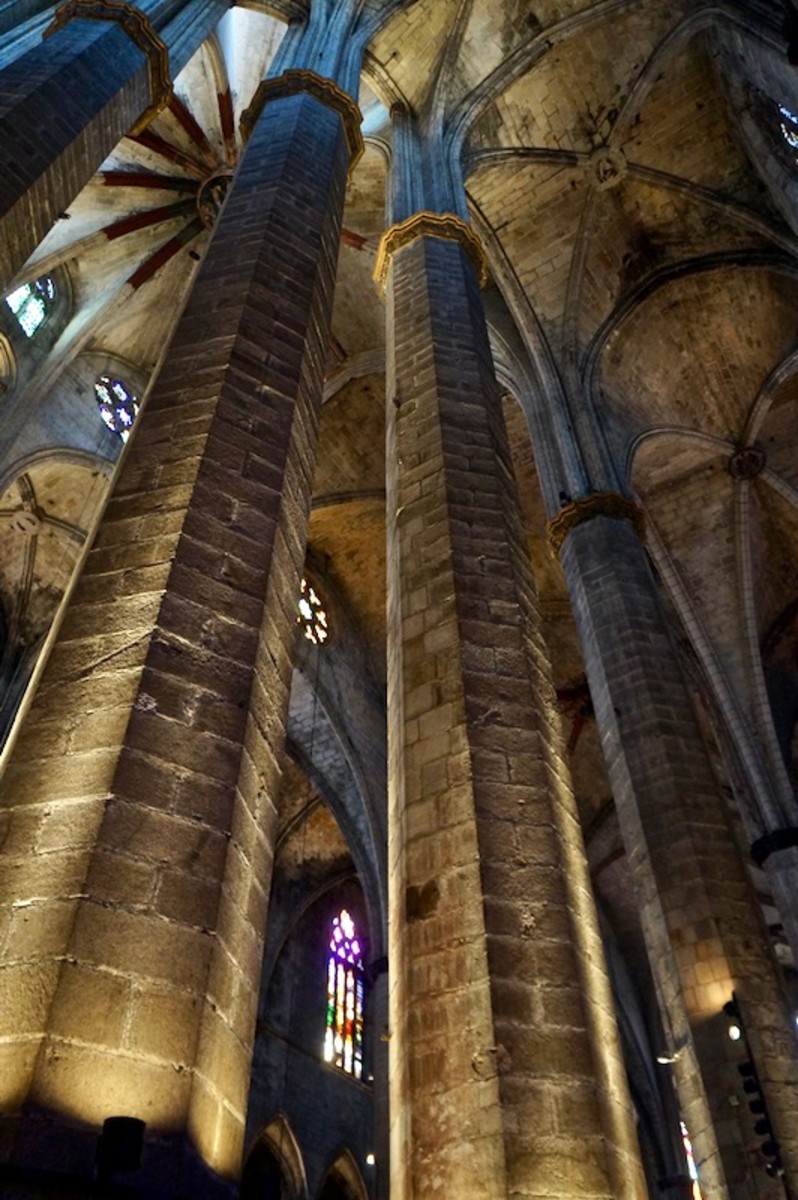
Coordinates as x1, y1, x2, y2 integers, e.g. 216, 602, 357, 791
5, 276, 55, 338
324, 909, 364, 1078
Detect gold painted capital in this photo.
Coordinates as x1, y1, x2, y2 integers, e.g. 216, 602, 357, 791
44, 0, 171, 134
240, 69, 364, 171
374, 211, 489, 290
547, 492, 645, 554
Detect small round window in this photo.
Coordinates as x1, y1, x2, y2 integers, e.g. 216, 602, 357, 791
95, 375, 140, 442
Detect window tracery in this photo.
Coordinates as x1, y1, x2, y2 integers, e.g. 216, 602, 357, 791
324, 909, 364, 1078
298, 577, 329, 645
95, 374, 140, 442
5, 276, 55, 338
778, 104, 798, 158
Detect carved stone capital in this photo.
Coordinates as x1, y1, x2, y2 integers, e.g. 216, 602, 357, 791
374, 211, 489, 290
547, 492, 645, 554
44, 0, 171, 134
240, 69, 364, 171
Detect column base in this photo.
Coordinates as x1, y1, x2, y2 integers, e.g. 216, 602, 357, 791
0, 1109, 236, 1200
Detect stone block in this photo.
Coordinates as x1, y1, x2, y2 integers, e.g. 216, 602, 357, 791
127, 984, 201, 1063
48, 961, 130, 1047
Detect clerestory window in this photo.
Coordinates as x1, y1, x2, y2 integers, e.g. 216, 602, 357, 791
5, 276, 55, 338
323, 909, 364, 1078
298, 577, 329, 645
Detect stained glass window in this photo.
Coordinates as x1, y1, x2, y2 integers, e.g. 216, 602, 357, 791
323, 909, 364, 1078
5, 276, 55, 338
95, 374, 140, 443
298, 577, 329, 645
778, 104, 798, 160
680, 1121, 703, 1200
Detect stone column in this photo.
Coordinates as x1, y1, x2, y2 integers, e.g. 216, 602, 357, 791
553, 498, 798, 1196
381, 204, 646, 1195
754, 838, 798, 976
0, 66, 362, 1194
728, 450, 798, 969
0, 0, 228, 289
368, 964, 390, 1200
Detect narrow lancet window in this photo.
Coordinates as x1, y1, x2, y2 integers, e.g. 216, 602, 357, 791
680, 1121, 703, 1200
323, 909, 364, 1078
298, 577, 329, 644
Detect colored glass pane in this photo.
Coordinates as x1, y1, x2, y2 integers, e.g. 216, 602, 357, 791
323, 909, 364, 1077
95, 374, 140, 443
779, 104, 798, 157
5, 276, 55, 338
298, 577, 329, 644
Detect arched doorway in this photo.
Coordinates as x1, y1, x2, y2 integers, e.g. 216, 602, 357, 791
242, 1116, 306, 1200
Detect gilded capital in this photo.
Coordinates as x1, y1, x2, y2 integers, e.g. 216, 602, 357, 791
547, 492, 645, 554
44, 0, 171, 133
374, 211, 489, 290
240, 70, 364, 171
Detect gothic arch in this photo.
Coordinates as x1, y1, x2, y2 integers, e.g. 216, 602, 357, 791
242, 1114, 308, 1200
318, 1149, 368, 1200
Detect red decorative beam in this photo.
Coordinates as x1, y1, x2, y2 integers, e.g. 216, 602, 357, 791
101, 171, 194, 192
104, 199, 198, 239
127, 217, 203, 289
217, 87, 237, 166
129, 131, 206, 178
168, 94, 217, 168
341, 227, 367, 250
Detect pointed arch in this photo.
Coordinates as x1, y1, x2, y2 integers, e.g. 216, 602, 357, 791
319, 1149, 369, 1200
242, 1114, 308, 1200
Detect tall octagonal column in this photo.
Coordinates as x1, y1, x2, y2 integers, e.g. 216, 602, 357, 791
0, 66, 362, 1194
381, 209, 645, 1198
0, 0, 228, 290
554, 499, 798, 1198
